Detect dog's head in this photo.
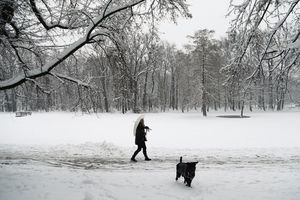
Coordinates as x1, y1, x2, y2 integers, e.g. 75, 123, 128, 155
186, 162, 198, 179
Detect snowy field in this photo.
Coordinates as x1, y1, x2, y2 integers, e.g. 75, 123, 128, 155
1, 111, 300, 200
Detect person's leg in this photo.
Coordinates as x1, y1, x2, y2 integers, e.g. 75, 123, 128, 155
131, 145, 142, 161
142, 142, 151, 161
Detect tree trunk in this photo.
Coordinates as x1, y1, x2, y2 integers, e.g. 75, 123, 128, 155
240, 100, 245, 118
175, 77, 179, 110
224, 89, 228, 112
142, 71, 148, 111
101, 78, 109, 112
249, 88, 253, 112
170, 68, 175, 110
4, 90, 10, 112
217, 78, 221, 109
133, 78, 139, 113
11, 88, 17, 112
162, 65, 167, 112
201, 58, 207, 117
268, 60, 274, 110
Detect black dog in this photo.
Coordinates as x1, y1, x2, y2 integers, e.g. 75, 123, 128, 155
176, 157, 198, 187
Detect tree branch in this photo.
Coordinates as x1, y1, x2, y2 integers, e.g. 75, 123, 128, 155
29, 0, 82, 30
0, 0, 146, 91
49, 72, 90, 88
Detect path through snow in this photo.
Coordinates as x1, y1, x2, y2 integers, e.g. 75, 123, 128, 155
1, 143, 300, 200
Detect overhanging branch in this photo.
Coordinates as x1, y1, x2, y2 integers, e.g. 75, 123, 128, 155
0, 0, 147, 91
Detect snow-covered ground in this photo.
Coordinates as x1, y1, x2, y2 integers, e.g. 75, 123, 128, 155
1, 111, 300, 200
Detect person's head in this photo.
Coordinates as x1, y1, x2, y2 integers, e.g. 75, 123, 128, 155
139, 119, 144, 126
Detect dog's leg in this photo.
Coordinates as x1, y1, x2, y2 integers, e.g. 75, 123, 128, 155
186, 178, 191, 187
176, 172, 180, 180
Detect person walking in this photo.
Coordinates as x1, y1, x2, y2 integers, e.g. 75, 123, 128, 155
131, 118, 151, 162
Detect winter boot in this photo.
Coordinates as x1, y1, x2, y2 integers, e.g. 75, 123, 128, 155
143, 150, 151, 161
131, 150, 140, 162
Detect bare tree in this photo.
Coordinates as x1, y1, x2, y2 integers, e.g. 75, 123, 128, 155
227, 0, 300, 115
0, 0, 190, 91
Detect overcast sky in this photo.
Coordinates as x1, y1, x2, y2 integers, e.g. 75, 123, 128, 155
158, 0, 232, 49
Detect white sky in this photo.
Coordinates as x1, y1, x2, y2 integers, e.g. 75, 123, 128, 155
158, 0, 232, 49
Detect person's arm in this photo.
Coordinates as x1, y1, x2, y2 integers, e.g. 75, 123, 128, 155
144, 126, 151, 131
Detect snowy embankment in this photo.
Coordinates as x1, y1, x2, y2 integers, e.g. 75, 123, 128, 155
1, 111, 300, 200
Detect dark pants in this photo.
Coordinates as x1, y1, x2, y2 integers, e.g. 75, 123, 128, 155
132, 142, 148, 159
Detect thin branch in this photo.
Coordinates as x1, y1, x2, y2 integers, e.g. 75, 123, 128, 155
26, 78, 52, 94
49, 72, 90, 88
29, 0, 82, 30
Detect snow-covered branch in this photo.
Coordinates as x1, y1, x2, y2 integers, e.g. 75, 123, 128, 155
0, 0, 147, 91
29, 0, 82, 30
49, 72, 90, 88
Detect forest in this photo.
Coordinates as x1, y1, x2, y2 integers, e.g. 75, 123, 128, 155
0, 0, 299, 116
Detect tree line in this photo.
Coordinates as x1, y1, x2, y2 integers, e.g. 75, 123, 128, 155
0, 0, 299, 116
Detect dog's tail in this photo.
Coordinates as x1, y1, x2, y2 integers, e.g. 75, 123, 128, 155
180, 156, 182, 163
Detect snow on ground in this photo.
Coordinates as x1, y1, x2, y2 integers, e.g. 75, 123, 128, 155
1, 110, 300, 148
0, 111, 300, 200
